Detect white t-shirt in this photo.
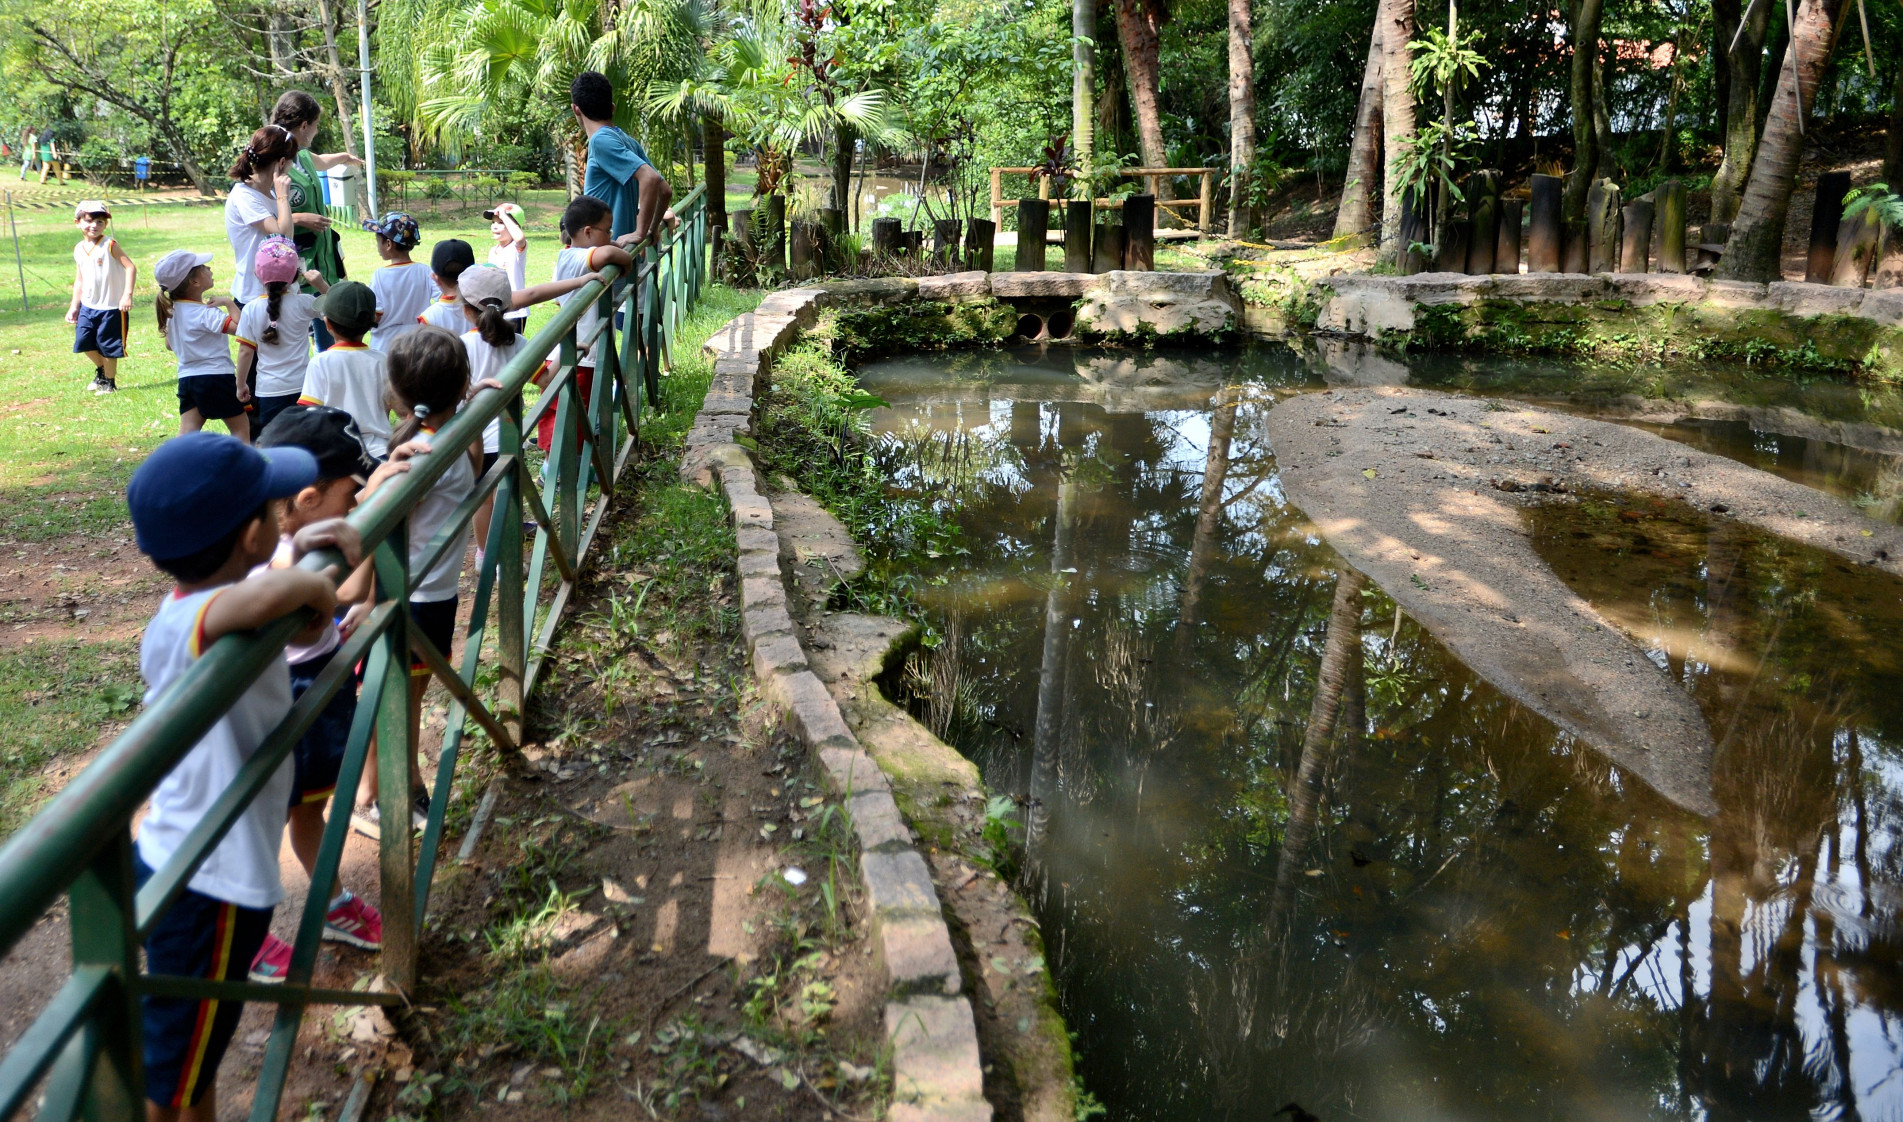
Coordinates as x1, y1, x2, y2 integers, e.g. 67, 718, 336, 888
488, 242, 528, 323
74, 237, 128, 310
408, 427, 475, 602
299, 343, 390, 458
551, 246, 607, 367
236, 291, 319, 398
166, 301, 235, 379
461, 329, 530, 454
418, 294, 465, 334
369, 262, 438, 352
136, 586, 294, 909
224, 182, 279, 304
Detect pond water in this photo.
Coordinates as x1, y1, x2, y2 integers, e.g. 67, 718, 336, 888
856, 343, 1903, 1122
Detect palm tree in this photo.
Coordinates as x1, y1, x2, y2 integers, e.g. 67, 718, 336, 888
1226, 0, 1253, 235
1114, 0, 1172, 199
419, 0, 712, 188
1333, 14, 1384, 243
1715, 0, 1850, 281
1376, 0, 1417, 262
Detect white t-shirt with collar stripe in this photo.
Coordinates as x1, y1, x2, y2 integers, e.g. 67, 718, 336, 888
298, 342, 390, 458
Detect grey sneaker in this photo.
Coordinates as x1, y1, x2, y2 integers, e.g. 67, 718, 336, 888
350, 806, 381, 840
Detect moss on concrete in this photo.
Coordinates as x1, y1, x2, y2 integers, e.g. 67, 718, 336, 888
830, 298, 1020, 362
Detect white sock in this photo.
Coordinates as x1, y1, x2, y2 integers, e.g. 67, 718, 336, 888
329, 891, 352, 910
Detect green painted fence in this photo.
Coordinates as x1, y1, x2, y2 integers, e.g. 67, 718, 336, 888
0, 186, 711, 1122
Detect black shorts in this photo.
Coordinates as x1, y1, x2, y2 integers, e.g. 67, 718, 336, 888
408, 597, 458, 675
74, 306, 126, 359
177, 374, 244, 420
133, 852, 273, 1109
289, 647, 357, 804
481, 450, 498, 478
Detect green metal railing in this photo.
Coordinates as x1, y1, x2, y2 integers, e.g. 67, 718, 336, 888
0, 186, 710, 1121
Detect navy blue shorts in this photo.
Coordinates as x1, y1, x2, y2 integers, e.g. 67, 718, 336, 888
408, 598, 457, 675
290, 646, 356, 805
177, 374, 244, 420
255, 392, 302, 435
132, 852, 273, 1109
73, 306, 126, 359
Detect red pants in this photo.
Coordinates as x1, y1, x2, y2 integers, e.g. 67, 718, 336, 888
536, 364, 594, 454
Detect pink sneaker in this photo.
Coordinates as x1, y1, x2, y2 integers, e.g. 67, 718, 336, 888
249, 933, 293, 984
323, 894, 383, 950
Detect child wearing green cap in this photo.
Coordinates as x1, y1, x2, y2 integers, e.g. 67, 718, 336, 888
296, 279, 390, 457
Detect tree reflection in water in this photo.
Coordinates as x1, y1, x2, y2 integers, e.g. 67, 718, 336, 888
860, 345, 1903, 1122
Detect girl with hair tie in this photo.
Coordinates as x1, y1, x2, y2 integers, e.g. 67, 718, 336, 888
270, 91, 363, 350
224, 124, 300, 308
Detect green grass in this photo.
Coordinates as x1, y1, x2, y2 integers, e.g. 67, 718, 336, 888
0, 639, 141, 834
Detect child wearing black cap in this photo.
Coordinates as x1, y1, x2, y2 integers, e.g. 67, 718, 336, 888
244, 406, 418, 982
126, 432, 358, 1122
419, 238, 476, 333
362, 212, 434, 353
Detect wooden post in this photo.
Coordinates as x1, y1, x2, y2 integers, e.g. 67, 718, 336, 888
1064, 200, 1092, 272
991, 167, 1005, 228
728, 208, 755, 285
965, 218, 996, 272
1123, 194, 1155, 270
1562, 219, 1589, 273
1808, 170, 1852, 283
1017, 199, 1050, 272
1198, 170, 1214, 235
1528, 173, 1563, 272
817, 207, 843, 271
789, 220, 817, 279
1496, 199, 1522, 274
933, 218, 962, 266
1398, 188, 1428, 275
1586, 179, 1621, 274
1620, 200, 1654, 273
872, 216, 901, 258
1093, 222, 1125, 273
1830, 208, 1881, 287
764, 194, 786, 270
1466, 171, 1499, 275
1656, 179, 1687, 274
1439, 220, 1472, 275
904, 229, 924, 256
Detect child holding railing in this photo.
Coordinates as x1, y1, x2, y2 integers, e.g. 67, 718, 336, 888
126, 433, 358, 1122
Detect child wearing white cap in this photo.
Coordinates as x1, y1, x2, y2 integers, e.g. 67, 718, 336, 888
67, 201, 136, 395
154, 248, 248, 442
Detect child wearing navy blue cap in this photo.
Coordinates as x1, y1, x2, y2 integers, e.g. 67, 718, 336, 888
125, 432, 359, 1122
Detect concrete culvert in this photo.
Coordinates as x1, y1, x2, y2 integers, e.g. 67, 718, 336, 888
1015, 313, 1045, 340
1046, 308, 1074, 339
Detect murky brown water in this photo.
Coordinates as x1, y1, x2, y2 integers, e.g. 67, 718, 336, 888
858, 342, 1903, 1121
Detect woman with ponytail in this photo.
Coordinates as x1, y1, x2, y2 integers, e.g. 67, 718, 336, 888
237, 238, 329, 433
351, 326, 502, 839
224, 124, 300, 308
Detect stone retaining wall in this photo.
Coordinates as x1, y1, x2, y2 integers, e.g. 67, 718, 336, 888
1307, 271, 1903, 376
686, 284, 990, 1122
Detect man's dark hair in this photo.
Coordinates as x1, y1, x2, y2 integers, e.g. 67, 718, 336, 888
562, 196, 613, 236
150, 503, 270, 583
570, 72, 614, 122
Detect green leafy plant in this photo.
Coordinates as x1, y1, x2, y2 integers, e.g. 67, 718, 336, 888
1844, 184, 1903, 232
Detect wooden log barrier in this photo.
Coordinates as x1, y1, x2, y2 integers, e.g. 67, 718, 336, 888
1562, 219, 1589, 274
965, 218, 996, 272
1830, 208, 1882, 287
789, 220, 817, 280
1657, 180, 1687, 274
1809, 171, 1853, 284
1440, 220, 1472, 275
871, 216, 902, 257
1620, 200, 1654, 273
1093, 223, 1126, 274
1587, 179, 1622, 274
1017, 199, 1050, 272
1496, 199, 1523, 275
764, 195, 787, 270
1466, 171, 1500, 275
1065, 201, 1093, 272
1123, 194, 1155, 271
1528, 174, 1563, 272
933, 219, 962, 266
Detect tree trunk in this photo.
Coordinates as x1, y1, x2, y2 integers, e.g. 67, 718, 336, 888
1376, 0, 1417, 262
1074, 0, 1097, 196
1334, 13, 1384, 242
1716, 0, 1850, 282
1266, 567, 1365, 934
1709, 0, 1772, 223
1563, 0, 1607, 223
1226, 0, 1255, 236
1114, 0, 1171, 200
831, 122, 854, 214
156, 119, 213, 196
1177, 388, 1238, 657
1885, 53, 1903, 186
1025, 474, 1077, 894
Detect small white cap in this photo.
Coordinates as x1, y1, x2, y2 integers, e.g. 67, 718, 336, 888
154, 249, 214, 292
458, 264, 515, 309
74, 200, 110, 219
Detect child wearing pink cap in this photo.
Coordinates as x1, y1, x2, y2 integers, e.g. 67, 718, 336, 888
237, 237, 330, 434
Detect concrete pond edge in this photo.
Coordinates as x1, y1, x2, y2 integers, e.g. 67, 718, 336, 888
684, 279, 1021, 1122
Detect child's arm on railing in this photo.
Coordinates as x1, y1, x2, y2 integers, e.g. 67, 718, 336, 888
509, 271, 606, 311
200, 515, 360, 646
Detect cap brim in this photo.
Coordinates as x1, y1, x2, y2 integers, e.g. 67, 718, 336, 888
192, 252, 214, 268
257, 446, 319, 498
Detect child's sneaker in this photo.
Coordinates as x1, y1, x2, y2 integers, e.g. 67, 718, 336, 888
87, 374, 111, 393
94, 380, 116, 394
249, 933, 293, 983
350, 805, 381, 840
411, 790, 431, 831
323, 894, 383, 950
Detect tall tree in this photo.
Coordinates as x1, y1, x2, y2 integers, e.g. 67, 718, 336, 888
1334, 15, 1384, 243
1562, 0, 1606, 222
1376, 0, 1417, 261
1074, 0, 1096, 193
1716, 0, 1849, 280
1885, 53, 1903, 187
1709, 0, 1774, 224
1113, 0, 1171, 197
1226, 0, 1254, 235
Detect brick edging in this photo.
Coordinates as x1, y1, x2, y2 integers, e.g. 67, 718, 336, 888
686, 284, 993, 1122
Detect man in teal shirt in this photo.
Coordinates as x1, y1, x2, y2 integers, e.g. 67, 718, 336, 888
571, 72, 672, 245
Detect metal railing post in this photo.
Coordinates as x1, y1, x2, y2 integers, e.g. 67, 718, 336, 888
372, 533, 417, 990
64, 833, 141, 1121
